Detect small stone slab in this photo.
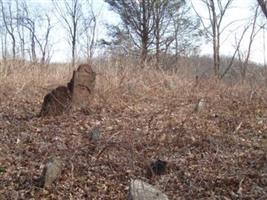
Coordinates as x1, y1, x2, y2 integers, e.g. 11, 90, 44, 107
128, 179, 169, 200
40, 157, 63, 188
194, 98, 206, 113
88, 127, 101, 141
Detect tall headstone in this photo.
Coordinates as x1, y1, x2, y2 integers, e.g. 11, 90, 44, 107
39, 64, 96, 117
69, 64, 96, 109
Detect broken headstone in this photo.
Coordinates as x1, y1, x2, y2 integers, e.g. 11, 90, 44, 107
39, 64, 96, 117
69, 64, 96, 109
128, 179, 169, 200
39, 86, 71, 117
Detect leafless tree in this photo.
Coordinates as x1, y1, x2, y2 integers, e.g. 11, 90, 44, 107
192, 0, 234, 78
152, 0, 184, 65
0, 0, 16, 59
52, 0, 83, 69
105, 0, 155, 63
105, 0, 200, 66
0, 30, 7, 75
236, 6, 261, 81
19, 3, 37, 62
15, 2, 53, 64
80, 0, 98, 62
0, 25, 7, 61
0, 25, 8, 77
15, 0, 26, 60
153, 0, 169, 64
170, 2, 201, 60
34, 15, 53, 64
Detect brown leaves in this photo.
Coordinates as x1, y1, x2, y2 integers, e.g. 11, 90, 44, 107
1, 73, 267, 199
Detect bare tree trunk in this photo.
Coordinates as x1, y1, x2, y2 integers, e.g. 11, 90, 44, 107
210, 0, 220, 77
19, 27, 25, 59
192, 0, 234, 78
237, 6, 260, 81
140, 0, 150, 64
1, 30, 8, 75
71, 39, 76, 69
52, 0, 82, 70
215, 32, 220, 78
154, 6, 160, 66
1, 31, 7, 75
71, 11, 77, 69
0, 0, 16, 59
20, 2, 51, 63
88, 18, 96, 60
16, 0, 26, 60
175, 29, 178, 59
38, 15, 52, 64
31, 30, 36, 62
1, 33, 6, 61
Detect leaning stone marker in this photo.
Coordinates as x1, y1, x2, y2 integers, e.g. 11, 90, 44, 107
40, 157, 63, 188
39, 64, 96, 117
128, 179, 169, 200
69, 64, 96, 109
39, 86, 71, 117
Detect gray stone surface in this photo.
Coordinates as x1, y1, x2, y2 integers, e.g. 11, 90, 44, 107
41, 157, 63, 188
88, 127, 101, 141
128, 179, 169, 200
194, 98, 206, 113
69, 64, 96, 109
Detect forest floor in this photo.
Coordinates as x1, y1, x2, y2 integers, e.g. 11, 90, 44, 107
0, 63, 267, 199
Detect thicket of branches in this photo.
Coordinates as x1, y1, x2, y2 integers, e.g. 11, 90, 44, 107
103, 0, 201, 65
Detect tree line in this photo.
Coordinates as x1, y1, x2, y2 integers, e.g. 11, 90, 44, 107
0, 0, 97, 67
0, 0, 267, 79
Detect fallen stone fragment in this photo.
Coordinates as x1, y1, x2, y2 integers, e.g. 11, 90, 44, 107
39, 86, 71, 117
40, 157, 63, 188
147, 159, 168, 178
128, 179, 169, 200
88, 127, 101, 141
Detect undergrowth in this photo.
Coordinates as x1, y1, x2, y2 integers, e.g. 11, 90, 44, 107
0, 60, 266, 199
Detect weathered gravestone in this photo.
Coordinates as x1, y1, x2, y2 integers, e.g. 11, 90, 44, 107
39, 64, 96, 117
68, 64, 96, 109
193, 98, 206, 113
39, 157, 63, 188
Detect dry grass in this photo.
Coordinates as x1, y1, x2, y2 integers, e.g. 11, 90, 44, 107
0, 60, 266, 199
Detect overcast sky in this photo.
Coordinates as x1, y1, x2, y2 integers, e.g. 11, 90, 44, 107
27, 0, 266, 64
